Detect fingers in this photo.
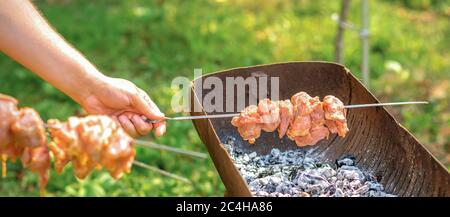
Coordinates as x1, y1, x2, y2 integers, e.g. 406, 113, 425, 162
116, 87, 167, 137
118, 115, 138, 137
130, 88, 167, 137
133, 89, 165, 121
117, 113, 154, 137
117, 112, 162, 137
131, 114, 153, 135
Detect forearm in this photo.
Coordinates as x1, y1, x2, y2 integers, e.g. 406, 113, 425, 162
0, 0, 105, 104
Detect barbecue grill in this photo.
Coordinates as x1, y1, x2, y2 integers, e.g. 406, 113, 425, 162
190, 61, 450, 197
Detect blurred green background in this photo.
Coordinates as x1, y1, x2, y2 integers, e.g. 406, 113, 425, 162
0, 0, 448, 196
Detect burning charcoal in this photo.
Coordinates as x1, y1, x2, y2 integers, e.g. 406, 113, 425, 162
354, 185, 369, 195
222, 138, 394, 197
336, 154, 356, 167
254, 191, 269, 197
242, 154, 250, 163
270, 148, 281, 158
269, 192, 279, 197
303, 157, 316, 169
252, 156, 260, 162
316, 165, 336, 178
367, 181, 384, 191
364, 172, 378, 182
368, 190, 384, 197
334, 188, 344, 197
286, 150, 295, 158
337, 170, 360, 180
298, 192, 311, 197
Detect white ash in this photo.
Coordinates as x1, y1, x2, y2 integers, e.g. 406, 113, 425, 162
223, 137, 396, 197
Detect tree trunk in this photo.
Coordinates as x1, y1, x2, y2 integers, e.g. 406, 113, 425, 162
334, 0, 351, 63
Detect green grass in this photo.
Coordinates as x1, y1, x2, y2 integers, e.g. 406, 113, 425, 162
0, 0, 448, 196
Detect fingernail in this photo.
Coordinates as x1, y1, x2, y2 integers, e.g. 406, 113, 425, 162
156, 125, 166, 137
140, 115, 147, 121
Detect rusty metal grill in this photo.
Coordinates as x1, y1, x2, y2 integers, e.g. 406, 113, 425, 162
190, 62, 450, 197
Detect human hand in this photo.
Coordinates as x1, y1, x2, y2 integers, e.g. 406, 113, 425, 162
79, 76, 166, 137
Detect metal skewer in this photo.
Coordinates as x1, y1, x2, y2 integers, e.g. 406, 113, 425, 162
132, 160, 191, 184
134, 140, 208, 159
44, 124, 206, 159
166, 113, 241, 121
145, 101, 428, 124
40, 101, 427, 184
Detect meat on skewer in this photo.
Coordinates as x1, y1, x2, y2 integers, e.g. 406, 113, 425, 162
231, 98, 285, 144
288, 92, 330, 147
47, 115, 136, 180
0, 94, 19, 177
231, 105, 262, 144
0, 94, 50, 195
287, 92, 314, 139
323, 95, 349, 137
11, 108, 50, 196
231, 92, 349, 146
0, 93, 174, 197
12, 108, 47, 149
258, 98, 281, 132
1, 93, 137, 196
276, 100, 293, 138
